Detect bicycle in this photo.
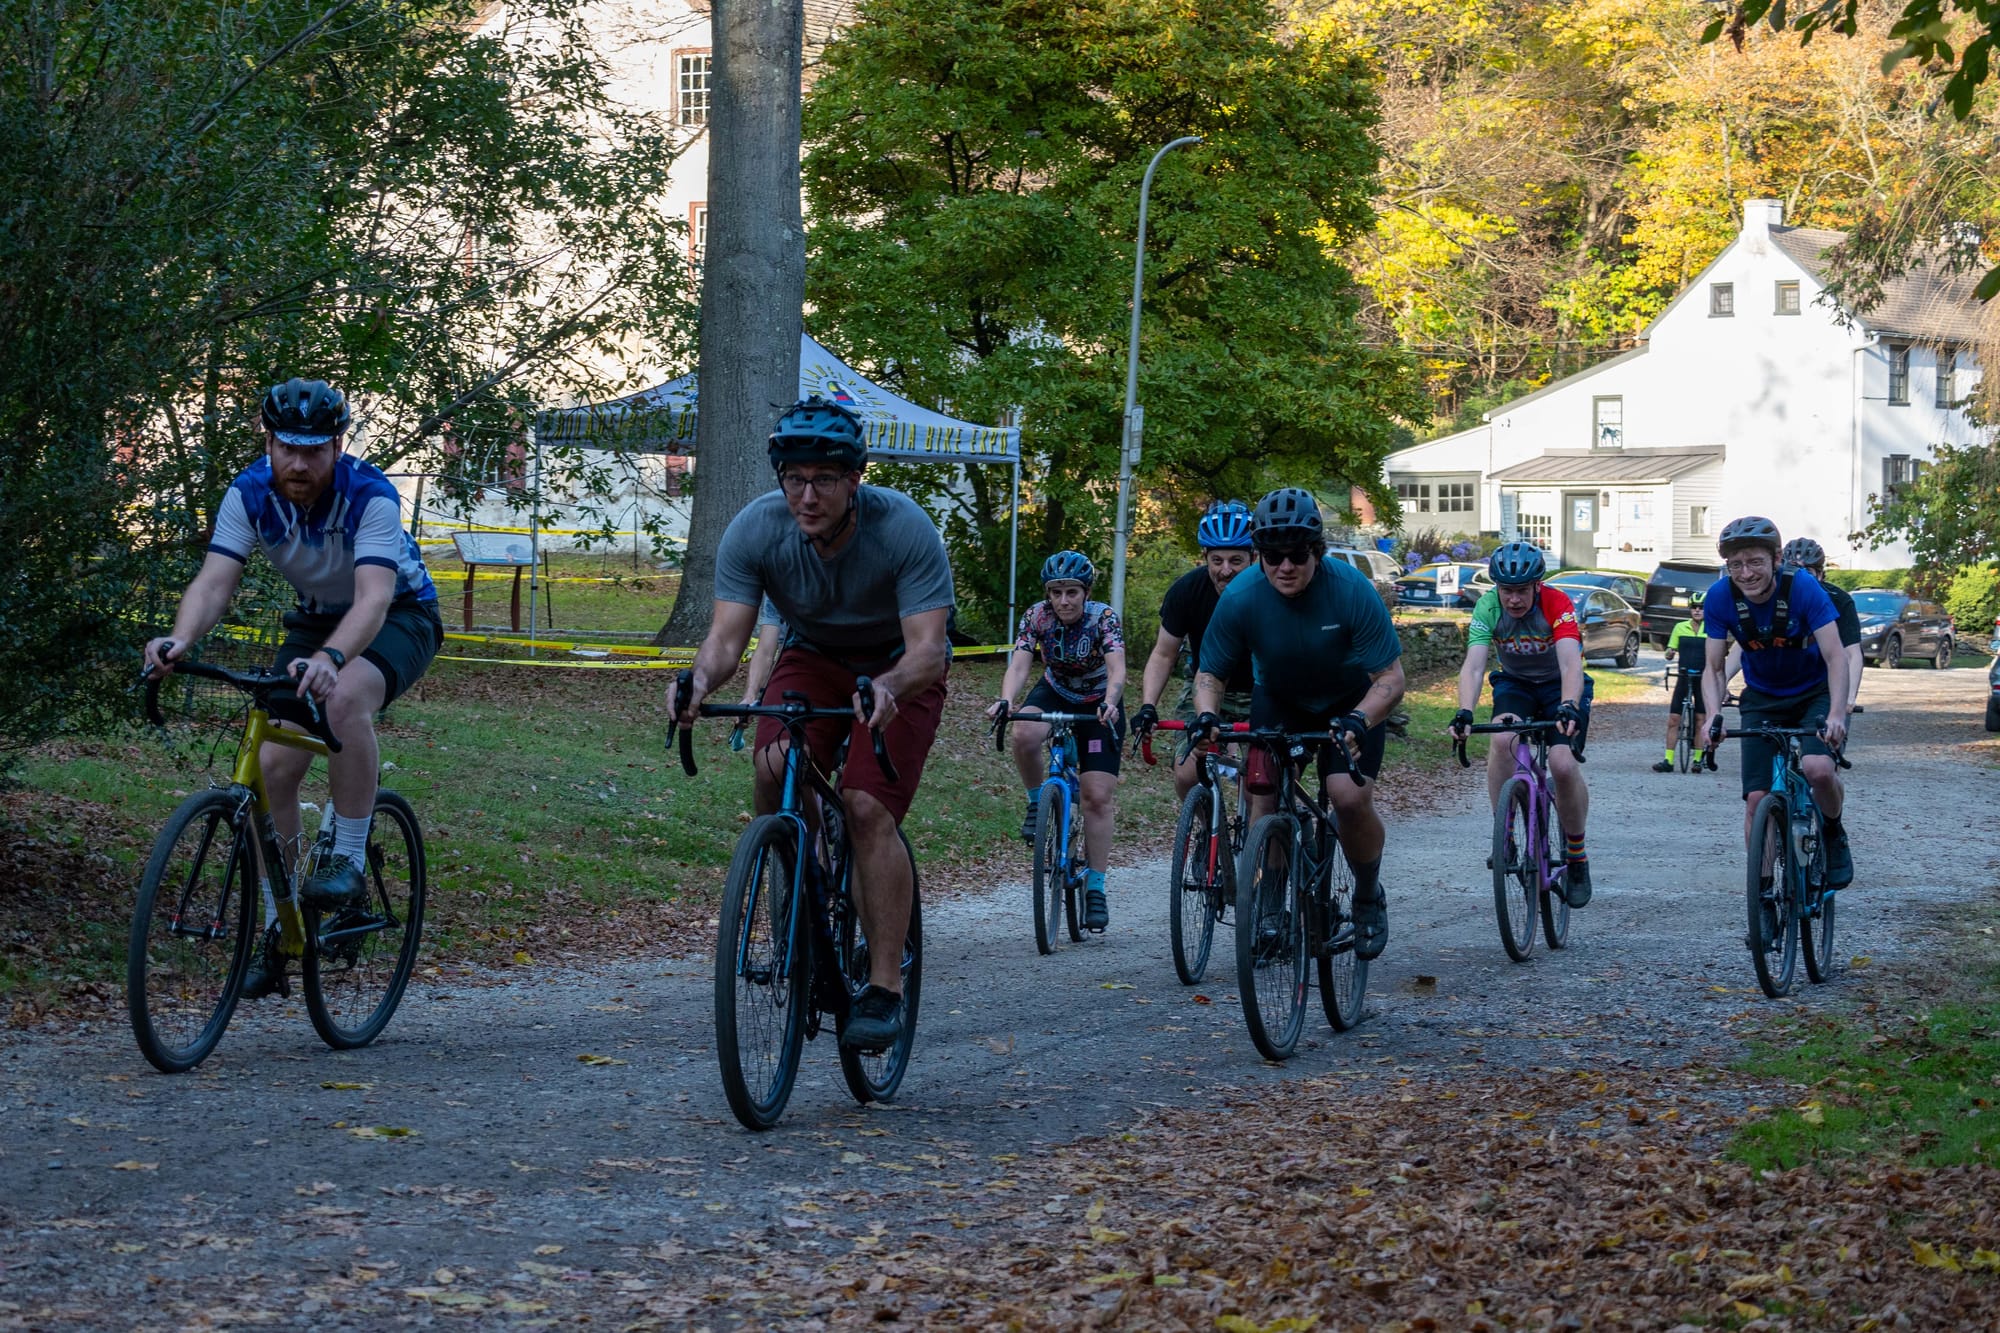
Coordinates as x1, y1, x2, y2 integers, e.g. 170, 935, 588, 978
131, 652, 426, 1074
1454, 719, 1579, 962
1141, 719, 1250, 984
991, 708, 1100, 955
1710, 725, 1851, 999
1233, 730, 1368, 1060
1668, 662, 1701, 773
671, 674, 921, 1131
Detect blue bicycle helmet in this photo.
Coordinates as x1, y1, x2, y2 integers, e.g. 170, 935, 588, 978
1197, 500, 1253, 551
768, 395, 867, 470
1249, 487, 1324, 551
1487, 540, 1546, 587
1040, 550, 1096, 588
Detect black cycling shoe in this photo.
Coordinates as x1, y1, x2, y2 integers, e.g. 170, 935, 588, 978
1651, 759, 1674, 773
1824, 830, 1854, 889
840, 985, 904, 1052
1562, 857, 1593, 908
302, 858, 369, 911
1083, 888, 1109, 933
1351, 889, 1387, 961
239, 925, 291, 1001
1020, 796, 1039, 846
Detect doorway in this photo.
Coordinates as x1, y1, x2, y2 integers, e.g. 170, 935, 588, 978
1562, 491, 1599, 570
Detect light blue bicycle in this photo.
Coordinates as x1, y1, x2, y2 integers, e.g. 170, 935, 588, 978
993, 708, 1097, 954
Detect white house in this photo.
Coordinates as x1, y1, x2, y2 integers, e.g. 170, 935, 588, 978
1381, 199, 1991, 572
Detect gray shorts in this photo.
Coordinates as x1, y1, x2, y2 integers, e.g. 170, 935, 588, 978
276, 601, 444, 704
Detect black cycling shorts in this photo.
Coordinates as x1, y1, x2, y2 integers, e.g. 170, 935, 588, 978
1667, 664, 1704, 714
1023, 679, 1124, 776
276, 601, 444, 705
1735, 685, 1832, 799
1488, 672, 1592, 752
1247, 690, 1386, 785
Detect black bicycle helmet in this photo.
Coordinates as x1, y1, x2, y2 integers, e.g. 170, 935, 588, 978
1197, 500, 1253, 551
261, 378, 351, 444
1780, 536, 1825, 570
768, 395, 867, 470
1487, 540, 1546, 587
1690, 589, 1707, 607
1250, 487, 1324, 551
1717, 515, 1781, 559
1040, 550, 1096, 588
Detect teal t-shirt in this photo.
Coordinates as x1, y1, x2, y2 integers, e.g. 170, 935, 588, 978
1198, 561, 1402, 716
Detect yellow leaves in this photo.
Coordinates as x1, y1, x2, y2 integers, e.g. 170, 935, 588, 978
1085, 1199, 1104, 1224
576, 1054, 627, 1066
1726, 1273, 1776, 1296
1217, 1317, 1319, 1333
348, 1125, 417, 1140
512, 950, 533, 965
1100, 982, 1136, 990
1089, 1226, 1130, 1243
1912, 1239, 1964, 1271
1731, 1301, 1765, 1320
1795, 1100, 1826, 1126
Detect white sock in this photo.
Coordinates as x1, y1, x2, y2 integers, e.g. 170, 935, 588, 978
332, 812, 371, 871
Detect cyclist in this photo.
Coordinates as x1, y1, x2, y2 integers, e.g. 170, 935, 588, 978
1780, 537, 1864, 714
1193, 488, 1405, 960
987, 551, 1127, 932
1700, 517, 1853, 887
142, 379, 443, 999
1655, 591, 1711, 772
676, 396, 955, 1051
1447, 541, 1595, 907
1131, 501, 1257, 799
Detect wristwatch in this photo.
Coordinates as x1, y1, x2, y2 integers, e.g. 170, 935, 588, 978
318, 646, 347, 670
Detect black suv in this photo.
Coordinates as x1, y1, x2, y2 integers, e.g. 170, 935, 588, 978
1851, 589, 1955, 668
1641, 560, 1722, 646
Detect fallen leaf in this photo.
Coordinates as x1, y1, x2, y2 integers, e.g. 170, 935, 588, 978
349, 1126, 417, 1140
1101, 982, 1136, 990
576, 1054, 628, 1066
1912, 1239, 1962, 1272
110, 1161, 158, 1171
319, 1081, 372, 1091
534, 1245, 563, 1255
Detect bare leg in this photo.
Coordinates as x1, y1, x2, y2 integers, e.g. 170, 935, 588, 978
322, 659, 387, 823
1801, 755, 1844, 821
847, 792, 911, 993
1079, 771, 1117, 872
1325, 776, 1384, 864
1549, 744, 1589, 842
1009, 712, 1049, 790
1485, 727, 1519, 808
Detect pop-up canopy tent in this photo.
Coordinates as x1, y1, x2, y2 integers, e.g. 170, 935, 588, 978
537, 332, 1025, 625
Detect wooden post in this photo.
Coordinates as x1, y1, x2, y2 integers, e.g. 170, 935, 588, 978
462, 564, 475, 633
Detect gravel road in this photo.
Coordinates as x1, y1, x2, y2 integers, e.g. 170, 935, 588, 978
2, 658, 1995, 1327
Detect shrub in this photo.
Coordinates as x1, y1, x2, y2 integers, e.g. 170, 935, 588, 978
1943, 563, 2000, 638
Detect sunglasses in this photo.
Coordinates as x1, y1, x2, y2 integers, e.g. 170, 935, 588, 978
1259, 547, 1314, 569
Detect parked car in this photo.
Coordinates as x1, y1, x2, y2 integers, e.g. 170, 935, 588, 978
1394, 562, 1488, 610
1640, 559, 1723, 646
1986, 654, 2000, 732
1326, 546, 1400, 619
1571, 588, 1644, 667
1851, 589, 1955, 668
1548, 570, 1647, 606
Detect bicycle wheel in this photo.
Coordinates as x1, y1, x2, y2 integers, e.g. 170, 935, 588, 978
1235, 815, 1306, 1061
128, 789, 257, 1074
1317, 840, 1368, 1032
304, 791, 427, 1050
1031, 784, 1065, 955
1801, 819, 1838, 985
1675, 702, 1694, 773
1746, 794, 1799, 998
1491, 778, 1538, 963
1168, 786, 1219, 984
714, 815, 810, 1130
1540, 791, 1571, 952
838, 833, 924, 1104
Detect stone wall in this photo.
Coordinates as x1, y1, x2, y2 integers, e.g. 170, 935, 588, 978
1397, 619, 1466, 686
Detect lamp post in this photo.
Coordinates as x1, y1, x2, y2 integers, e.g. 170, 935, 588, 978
1109, 134, 1202, 622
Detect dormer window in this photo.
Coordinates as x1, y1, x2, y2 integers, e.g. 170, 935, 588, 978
1709, 283, 1734, 317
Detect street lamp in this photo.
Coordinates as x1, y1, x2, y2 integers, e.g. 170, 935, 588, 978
1109, 134, 1202, 622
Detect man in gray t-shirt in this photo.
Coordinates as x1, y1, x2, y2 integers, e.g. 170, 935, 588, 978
676, 396, 954, 1054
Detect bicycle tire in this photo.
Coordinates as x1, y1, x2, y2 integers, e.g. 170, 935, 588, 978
1235, 815, 1306, 1061
1675, 701, 1694, 773
1746, 794, 1799, 998
1032, 784, 1064, 955
838, 832, 923, 1104
1317, 840, 1367, 1032
304, 790, 427, 1050
127, 789, 257, 1074
714, 815, 810, 1130
1540, 789, 1571, 952
1168, 786, 1218, 984
1492, 778, 1538, 962
1801, 820, 1838, 985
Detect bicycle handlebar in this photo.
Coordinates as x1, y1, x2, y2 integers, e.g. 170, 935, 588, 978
1710, 723, 1852, 772
1451, 718, 1582, 770
1139, 717, 1248, 767
988, 708, 1100, 753
668, 671, 899, 784
140, 643, 342, 753
1237, 727, 1368, 787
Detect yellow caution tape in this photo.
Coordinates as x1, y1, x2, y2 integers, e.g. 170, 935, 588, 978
414, 523, 686, 540
435, 654, 681, 670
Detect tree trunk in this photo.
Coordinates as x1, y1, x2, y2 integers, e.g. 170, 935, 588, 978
654, 0, 805, 646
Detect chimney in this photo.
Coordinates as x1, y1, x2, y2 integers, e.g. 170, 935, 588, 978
1743, 199, 1783, 254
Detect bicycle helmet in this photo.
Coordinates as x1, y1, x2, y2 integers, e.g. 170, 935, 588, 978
1040, 550, 1096, 588
1197, 500, 1253, 551
1249, 487, 1324, 551
1717, 515, 1781, 559
1689, 589, 1707, 607
1487, 540, 1546, 587
261, 378, 351, 445
1780, 536, 1825, 570
768, 395, 867, 470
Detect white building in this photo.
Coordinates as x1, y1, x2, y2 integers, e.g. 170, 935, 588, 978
1381, 199, 1991, 572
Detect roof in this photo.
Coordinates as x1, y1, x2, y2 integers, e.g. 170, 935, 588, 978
1769, 226, 1988, 343
1490, 446, 1724, 486
1481, 347, 1646, 421
682, 0, 851, 48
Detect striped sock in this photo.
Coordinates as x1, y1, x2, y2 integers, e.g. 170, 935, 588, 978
1564, 832, 1587, 864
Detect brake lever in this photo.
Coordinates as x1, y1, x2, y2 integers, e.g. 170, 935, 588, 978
668, 670, 698, 776
1454, 735, 1469, 769
855, 676, 900, 784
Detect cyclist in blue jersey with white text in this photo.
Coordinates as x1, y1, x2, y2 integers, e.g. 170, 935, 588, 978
143, 379, 442, 999
1701, 516, 1854, 886
988, 552, 1127, 932
1193, 489, 1406, 960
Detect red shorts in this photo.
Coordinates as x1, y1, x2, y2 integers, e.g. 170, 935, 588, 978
752, 650, 948, 822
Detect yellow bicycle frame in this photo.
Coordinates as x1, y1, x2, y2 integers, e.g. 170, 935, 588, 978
231, 705, 333, 960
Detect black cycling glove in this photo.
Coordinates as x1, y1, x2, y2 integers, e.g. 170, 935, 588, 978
1192, 710, 1223, 743
1331, 710, 1371, 761
1450, 707, 1475, 735
1132, 702, 1159, 736
1555, 699, 1585, 730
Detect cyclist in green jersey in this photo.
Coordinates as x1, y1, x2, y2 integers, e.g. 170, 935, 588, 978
1656, 591, 1711, 772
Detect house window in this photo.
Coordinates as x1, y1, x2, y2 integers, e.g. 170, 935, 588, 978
676, 52, 711, 126
1519, 513, 1555, 550
1592, 395, 1623, 450
688, 201, 708, 267
1937, 348, 1957, 407
1775, 280, 1800, 315
1437, 481, 1475, 514
1709, 283, 1734, 317
1688, 505, 1710, 537
1887, 344, 1910, 404
1393, 479, 1431, 514
1882, 454, 1924, 502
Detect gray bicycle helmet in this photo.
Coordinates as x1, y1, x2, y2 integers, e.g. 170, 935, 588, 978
768, 395, 867, 470
1487, 540, 1547, 587
1250, 487, 1324, 551
1040, 550, 1096, 588
1780, 536, 1825, 570
1717, 515, 1782, 559
261, 378, 350, 445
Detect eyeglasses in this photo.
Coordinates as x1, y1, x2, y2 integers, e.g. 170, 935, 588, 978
778, 471, 851, 497
1259, 547, 1314, 569
1724, 555, 1772, 574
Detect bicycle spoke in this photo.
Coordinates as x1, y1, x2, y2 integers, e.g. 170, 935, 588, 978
304, 792, 427, 1050
129, 792, 255, 1073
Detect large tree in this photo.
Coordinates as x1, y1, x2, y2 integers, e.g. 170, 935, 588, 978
801, 0, 1427, 636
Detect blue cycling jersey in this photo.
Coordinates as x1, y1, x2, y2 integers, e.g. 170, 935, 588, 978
209, 456, 436, 615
